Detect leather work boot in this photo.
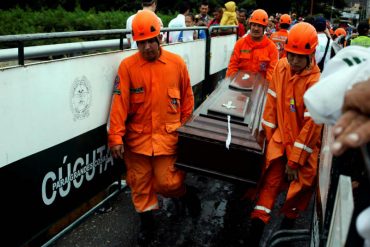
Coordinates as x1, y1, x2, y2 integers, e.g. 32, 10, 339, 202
272, 217, 296, 247
180, 185, 201, 217
248, 218, 266, 247
172, 197, 186, 217
137, 211, 155, 246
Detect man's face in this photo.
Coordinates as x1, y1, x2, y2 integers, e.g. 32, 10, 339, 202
213, 11, 221, 20
250, 23, 264, 40
238, 12, 246, 23
137, 37, 160, 61
185, 16, 194, 27
200, 5, 208, 16
268, 20, 275, 29
287, 52, 309, 73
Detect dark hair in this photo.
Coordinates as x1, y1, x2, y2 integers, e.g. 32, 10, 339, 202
186, 13, 195, 21
357, 21, 369, 36
239, 8, 247, 16
313, 16, 326, 32
304, 15, 315, 26
200, 1, 209, 6
213, 7, 223, 14
178, 2, 190, 14
142, 0, 156, 7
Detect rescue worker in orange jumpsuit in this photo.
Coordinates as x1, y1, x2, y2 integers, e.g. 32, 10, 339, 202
249, 22, 323, 246
226, 9, 278, 82
334, 27, 347, 47
270, 14, 291, 59
107, 10, 199, 245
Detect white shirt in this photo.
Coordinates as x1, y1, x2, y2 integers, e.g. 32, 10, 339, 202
179, 30, 194, 42
125, 10, 164, 49
315, 32, 333, 66
168, 14, 186, 43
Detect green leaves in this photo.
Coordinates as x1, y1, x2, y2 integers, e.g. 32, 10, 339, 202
0, 8, 134, 35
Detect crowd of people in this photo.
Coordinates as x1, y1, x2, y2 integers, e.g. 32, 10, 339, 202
125, 0, 370, 48
110, 0, 370, 246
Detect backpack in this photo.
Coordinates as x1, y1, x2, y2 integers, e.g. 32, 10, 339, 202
317, 36, 330, 72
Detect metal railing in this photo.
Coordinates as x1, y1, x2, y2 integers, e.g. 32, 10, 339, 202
0, 26, 238, 66
41, 180, 127, 247
0, 39, 128, 62
0, 29, 131, 65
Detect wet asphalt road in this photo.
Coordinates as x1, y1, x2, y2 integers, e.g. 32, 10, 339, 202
51, 172, 312, 247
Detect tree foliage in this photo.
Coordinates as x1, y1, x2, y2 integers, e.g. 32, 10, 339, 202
0, 0, 347, 14
256, 0, 347, 17
0, 0, 349, 33
0, 7, 135, 36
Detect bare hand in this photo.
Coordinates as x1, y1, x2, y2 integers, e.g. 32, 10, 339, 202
343, 80, 370, 115
332, 110, 370, 156
110, 145, 124, 159
285, 164, 298, 181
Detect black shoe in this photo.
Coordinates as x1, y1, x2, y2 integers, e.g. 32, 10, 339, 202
249, 218, 265, 247
137, 211, 155, 246
280, 216, 295, 230
172, 197, 186, 217
180, 185, 201, 217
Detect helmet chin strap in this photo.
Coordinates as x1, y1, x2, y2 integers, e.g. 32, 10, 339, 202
306, 54, 315, 69
155, 36, 161, 58
155, 35, 160, 45
155, 36, 161, 56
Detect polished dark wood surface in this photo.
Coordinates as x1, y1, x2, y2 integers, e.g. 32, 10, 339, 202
176, 71, 269, 183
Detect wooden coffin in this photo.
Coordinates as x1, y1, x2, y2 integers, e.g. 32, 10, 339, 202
176, 71, 268, 184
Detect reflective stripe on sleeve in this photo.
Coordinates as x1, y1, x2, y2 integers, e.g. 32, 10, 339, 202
267, 89, 277, 98
261, 118, 277, 129
139, 202, 159, 213
294, 141, 313, 153
254, 205, 271, 214
304, 112, 311, 117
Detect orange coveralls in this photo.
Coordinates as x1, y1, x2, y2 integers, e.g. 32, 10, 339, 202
226, 34, 278, 82
251, 58, 322, 223
270, 29, 289, 59
108, 49, 194, 212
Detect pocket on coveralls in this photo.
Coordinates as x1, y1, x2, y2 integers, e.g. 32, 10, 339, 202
167, 88, 181, 114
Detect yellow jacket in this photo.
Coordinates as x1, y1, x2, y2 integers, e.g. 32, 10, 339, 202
220, 1, 238, 26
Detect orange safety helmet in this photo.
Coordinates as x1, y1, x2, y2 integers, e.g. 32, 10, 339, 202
334, 27, 347, 37
279, 14, 291, 25
285, 22, 318, 55
249, 9, 268, 26
132, 10, 161, 41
